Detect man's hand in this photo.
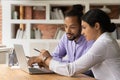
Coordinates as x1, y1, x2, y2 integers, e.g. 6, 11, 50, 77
40, 49, 51, 58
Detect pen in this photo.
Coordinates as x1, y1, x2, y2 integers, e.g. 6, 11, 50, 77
26, 56, 30, 59
34, 48, 41, 53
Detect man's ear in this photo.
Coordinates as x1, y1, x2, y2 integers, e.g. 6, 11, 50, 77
95, 22, 100, 30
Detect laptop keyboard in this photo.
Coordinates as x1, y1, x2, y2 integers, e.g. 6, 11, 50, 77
29, 67, 53, 73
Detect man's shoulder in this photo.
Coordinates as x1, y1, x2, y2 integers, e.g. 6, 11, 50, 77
59, 34, 68, 43
60, 34, 67, 41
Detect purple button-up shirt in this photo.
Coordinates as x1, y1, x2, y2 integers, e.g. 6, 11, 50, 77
51, 34, 94, 63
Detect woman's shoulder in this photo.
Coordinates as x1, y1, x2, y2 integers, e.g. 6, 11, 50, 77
95, 32, 118, 48
97, 32, 112, 42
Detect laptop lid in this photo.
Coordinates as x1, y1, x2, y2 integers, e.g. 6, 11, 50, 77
14, 44, 30, 73
14, 44, 54, 74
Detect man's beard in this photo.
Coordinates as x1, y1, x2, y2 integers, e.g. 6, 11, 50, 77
68, 36, 76, 41
67, 33, 80, 41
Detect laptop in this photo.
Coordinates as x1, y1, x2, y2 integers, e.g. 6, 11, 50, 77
14, 44, 54, 74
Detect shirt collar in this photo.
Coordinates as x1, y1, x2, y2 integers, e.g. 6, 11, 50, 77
75, 35, 86, 44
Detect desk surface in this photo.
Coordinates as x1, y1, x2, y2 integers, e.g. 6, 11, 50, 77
0, 64, 96, 80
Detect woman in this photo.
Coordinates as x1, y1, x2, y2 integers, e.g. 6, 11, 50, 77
28, 9, 120, 80
80, 9, 120, 80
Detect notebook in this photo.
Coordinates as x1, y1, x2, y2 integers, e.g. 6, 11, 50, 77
14, 44, 54, 74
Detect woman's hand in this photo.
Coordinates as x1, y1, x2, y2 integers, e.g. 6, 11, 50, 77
27, 56, 42, 67
27, 49, 52, 69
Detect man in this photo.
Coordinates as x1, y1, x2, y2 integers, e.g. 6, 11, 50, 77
28, 4, 94, 77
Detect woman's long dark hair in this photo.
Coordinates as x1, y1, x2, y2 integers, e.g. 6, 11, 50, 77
81, 9, 116, 33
